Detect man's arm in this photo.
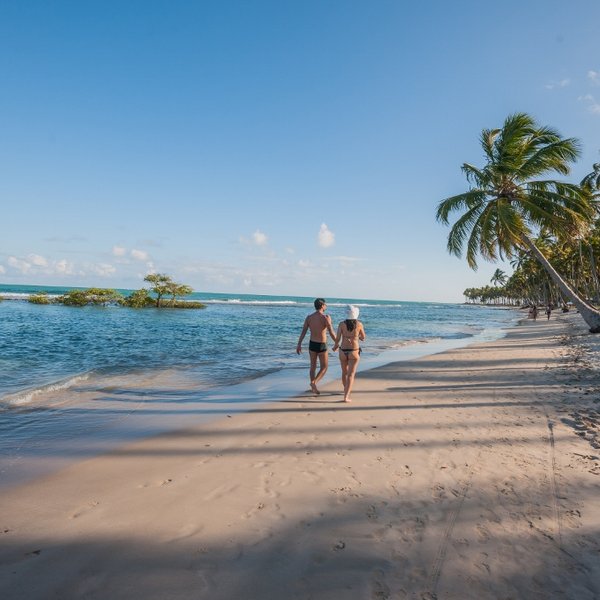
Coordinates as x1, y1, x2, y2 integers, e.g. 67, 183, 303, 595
326, 315, 336, 341
296, 317, 309, 354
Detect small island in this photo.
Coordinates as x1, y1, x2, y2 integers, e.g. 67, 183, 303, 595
27, 273, 205, 309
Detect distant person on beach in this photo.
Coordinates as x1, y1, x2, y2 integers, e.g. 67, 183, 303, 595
332, 305, 366, 403
529, 305, 538, 320
296, 298, 336, 395
545, 305, 552, 320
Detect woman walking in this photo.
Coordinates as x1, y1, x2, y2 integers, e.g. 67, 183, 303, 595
333, 305, 366, 403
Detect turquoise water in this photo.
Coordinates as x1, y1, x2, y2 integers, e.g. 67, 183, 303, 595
0, 284, 517, 406
0, 284, 519, 486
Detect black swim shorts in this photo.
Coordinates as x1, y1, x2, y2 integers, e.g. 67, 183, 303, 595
309, 341, 327, 353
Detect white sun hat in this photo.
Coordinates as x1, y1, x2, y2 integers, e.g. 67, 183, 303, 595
345, 305, 360, 320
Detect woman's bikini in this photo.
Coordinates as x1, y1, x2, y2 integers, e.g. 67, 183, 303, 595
340, 320, 361, 356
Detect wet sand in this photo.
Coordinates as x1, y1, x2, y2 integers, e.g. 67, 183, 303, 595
1, 313, 599, 599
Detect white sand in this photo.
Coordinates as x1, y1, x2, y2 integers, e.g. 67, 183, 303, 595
1, 313, 599, 599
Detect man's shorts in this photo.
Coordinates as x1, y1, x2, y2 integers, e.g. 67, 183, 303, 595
309, 341, 327, 353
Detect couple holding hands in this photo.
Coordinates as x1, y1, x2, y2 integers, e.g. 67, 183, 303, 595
296, 298, 366, 403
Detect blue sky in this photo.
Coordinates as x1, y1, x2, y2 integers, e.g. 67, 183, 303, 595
2, 0, 600, 302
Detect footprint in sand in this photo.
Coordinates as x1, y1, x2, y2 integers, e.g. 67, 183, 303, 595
277, 475, 293, 488
259, 473, 281, 499
398, 516, 427, 543
451, 538, 469, 549
301, 470, 324, 485
432, 484, 447, 501
370, 568, 391, 599
70, 501, 100, 519
167, 524, 205, 542
203, 482, 240, 501
476, 524, 491, 541
242, 502, 267, 519
366, 504, 379, 520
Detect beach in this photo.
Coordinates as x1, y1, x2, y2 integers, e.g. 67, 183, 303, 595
1, 313, 599, 599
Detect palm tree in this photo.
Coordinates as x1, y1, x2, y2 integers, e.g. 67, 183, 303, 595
436, 113, 600, 332
490, 268, 507, 287
581, 162, 600, 195
580, 165, 600, 300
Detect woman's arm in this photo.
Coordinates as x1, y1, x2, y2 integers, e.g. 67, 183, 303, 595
332, 323, 342, 351
359, 322, 366, 341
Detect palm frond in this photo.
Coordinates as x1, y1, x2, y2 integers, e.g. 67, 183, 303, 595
446, 204, 485, 261
465, 218, 482, 269
436, 190, 486, 224
496, 199, 528, 250
461, 163, 488, 186
518, 139, 581, 179
480, 129, 500, 161
478, 204, 499, 263
526, 181, 594, 219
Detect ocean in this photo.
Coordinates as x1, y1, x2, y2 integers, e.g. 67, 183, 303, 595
0, 283, 519, 486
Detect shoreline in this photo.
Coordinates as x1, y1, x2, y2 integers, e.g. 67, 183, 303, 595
1, 313, 599, 598
0, 320, 516, 490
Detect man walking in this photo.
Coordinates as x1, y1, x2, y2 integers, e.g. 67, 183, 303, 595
296, 298, 336, 395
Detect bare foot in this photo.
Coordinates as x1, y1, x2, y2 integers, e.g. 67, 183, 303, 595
310, 383, 320, 395
343, 396, 352, 403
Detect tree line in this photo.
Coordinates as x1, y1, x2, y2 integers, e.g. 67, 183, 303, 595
27, 274, 205, 309
437, 113, 600, 331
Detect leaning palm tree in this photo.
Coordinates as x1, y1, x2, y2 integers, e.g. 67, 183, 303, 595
436, 112, 600, 332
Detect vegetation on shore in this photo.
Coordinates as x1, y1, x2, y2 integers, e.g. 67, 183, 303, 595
437, 113, 600, 331
25, 274, 205, 309
28, 292, 52, 304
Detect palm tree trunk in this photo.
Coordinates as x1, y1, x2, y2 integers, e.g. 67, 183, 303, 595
577, 240, 593, 302
588, 244, 600, 303
521, 235, 600, 332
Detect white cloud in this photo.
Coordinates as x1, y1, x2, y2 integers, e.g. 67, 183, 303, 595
131, 249, 149, 261
298, 259, 311, 268
545, 78, 570, 90
28, 253, 48, 267
0, 264, 5, 274
579, 94, 600, 114
588, 70, 599, 86
8, 256, 31, 273
54, 259, 75, 275
7, 255, 77, 276
330, 255, 363, 268
318, 223, 335, 248
112, 246, 127, 257
91, 263, 116, 277
252, 230, 268, 246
